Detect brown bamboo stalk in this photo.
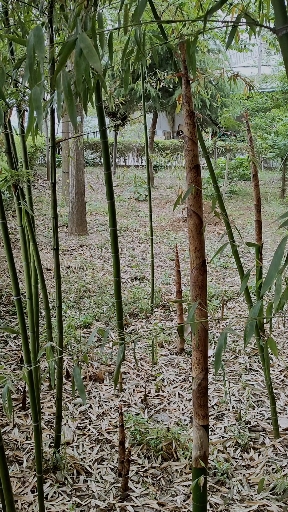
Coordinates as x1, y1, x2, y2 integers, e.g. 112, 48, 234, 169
180, 41, 209, 511
121, 447, 131, 494
244, 111, 262, 247
175, 244, 185, 353
118, 404, 125, 477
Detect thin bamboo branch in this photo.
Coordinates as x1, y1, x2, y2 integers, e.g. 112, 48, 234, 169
141, 63, 155, 313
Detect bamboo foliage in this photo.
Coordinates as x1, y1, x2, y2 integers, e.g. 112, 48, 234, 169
95, 79, 125, 385
141, 63, 155, 313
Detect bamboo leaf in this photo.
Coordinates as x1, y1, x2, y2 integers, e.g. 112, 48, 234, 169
240, 268, 252, 294
215, 330, 228, 375
246, 241, 260, 248
132, 0, 147, 22
0, 324, 19, 334
275, 285, 288, 313
33, 25, 45, 67
261, 235, 288, 297
279, 218, 288, 229
226, 13, 242, 49
182, 185, 194, 202
74, 41, 84, 95
108, 31, 113, 65
257, 477, 265, 493
73, 365, 86, 405
210, 242, 229, 264
267, 336, 278, 358
55, 36, 77, 78
78, 32, 102, 75
266, 301, 273, 322
1, 34, 26, 46
32, 85, 43, 129
276, 210, 288, 222
274, 274, 282, 311
62, 68, 77, 130
244, 300, 262, 346
97, 11, 105, 52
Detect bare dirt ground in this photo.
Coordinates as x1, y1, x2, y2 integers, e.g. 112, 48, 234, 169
1, 166, 288, 512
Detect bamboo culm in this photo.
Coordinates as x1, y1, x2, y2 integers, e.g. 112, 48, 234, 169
0, 428, 16, 512
0, 190, 45, 511
95, 79, 125, 385
198, 128, 279, 438
141, 63, 155, 313
48, 0, 64, 453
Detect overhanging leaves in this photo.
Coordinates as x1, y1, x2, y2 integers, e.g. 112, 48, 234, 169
261, 235, 288, 297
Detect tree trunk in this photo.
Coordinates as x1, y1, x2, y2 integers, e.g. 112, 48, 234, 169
180, 42, 208, 512
148, 110, 158, 187
113, 130, 118, 175
280, 157, 287, 199
68, 105, 88, 236
62, 111, 70, 203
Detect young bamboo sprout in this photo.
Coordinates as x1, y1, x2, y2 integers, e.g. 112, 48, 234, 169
118, 404, 126, 477
121, 447, 131, 494
175, 244, 185, 353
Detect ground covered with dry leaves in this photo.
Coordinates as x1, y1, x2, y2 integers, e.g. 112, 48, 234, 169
1, 165, 288, 512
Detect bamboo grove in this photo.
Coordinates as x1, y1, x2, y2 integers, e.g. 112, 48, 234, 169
1, 0, 288, 511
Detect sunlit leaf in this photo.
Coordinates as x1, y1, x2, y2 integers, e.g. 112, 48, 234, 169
78, 32, 102, 75
215, 330, 228, 374
267, 336, 278, 357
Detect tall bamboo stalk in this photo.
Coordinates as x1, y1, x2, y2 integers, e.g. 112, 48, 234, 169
198, 128, 279, 438
95, 79, 125, 384
18, 187, 55, 386
0, 428, 16, 512
180, 43, 208, 512
148, 110, 158, 188
141, 64, 155, 313
0, 190, 45, 511
48, 0, 64, 453
3, 119, 42, 417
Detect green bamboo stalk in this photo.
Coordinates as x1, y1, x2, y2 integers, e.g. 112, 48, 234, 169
95, 79, 125, 385
0, 428, 15, 512
3, 120, 41, 418
198, 128, 279, 438
271, 0, 288, 79
48, 0, 64, 453
18, 187, 55, 387
141, 63, 155, 313
0, 190, 45, 511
